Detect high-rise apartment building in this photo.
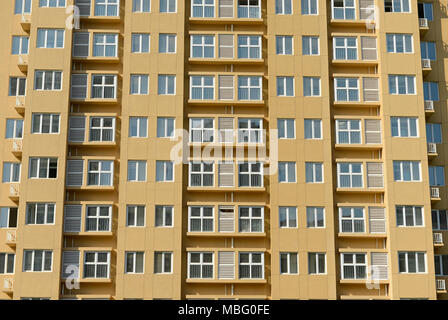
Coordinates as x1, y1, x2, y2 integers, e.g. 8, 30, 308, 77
0, 0, 447, 300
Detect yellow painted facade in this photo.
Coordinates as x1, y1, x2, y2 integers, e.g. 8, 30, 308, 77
0, 0, 446, 300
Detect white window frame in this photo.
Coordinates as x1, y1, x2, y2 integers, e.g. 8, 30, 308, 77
396, 205, 424, 227
25, 203, 55, 225
386, 34, 413, 53
333, 37, 357, 60
191, 0, 215, 17
305, 162, 323, 183
130, 74, 149, 95
384, 0, 410, 13
301, 0, 318, 15
391, 117, 418, 138
0, 253, 15, 274
308, 252, 326, 274
36, 29, 65, 49
341, 253, 367, 279
91, 74, 117, 99
275, 0, 292, 14
238, 252, 264, 279
34, 70, 62, 91
278, 162, 296, 183
89, 117, 115, 142
302, 36, 319, 55
132, 0, 150, 12
188, 206, 214, 232
238, 118, 263, 143
304, 119, 322, 139
155, 205, 173, 227
160, 0, 176, 13
157, 117, 175, 138
339, 207, 365, 233
129, 117, 148, 138
280, 252, 298, 275
278, 119, 295, 139
332, 0, 356, 19
277, 76, 294, 97
337, 162, 363, 188
85, 205, 112, 232
276, 35, 293, 55
158, 74, 176, 95
31, 113, 60, 134
303, 77, 320, 97
159, 33, 176, 53
2, 162, 21, 183
237, 35, 261, 59
12, 36, 29, 55
94, 0, 120, 16
238, 162, 263, 187
306, 207, 325, 228
29, 157, 58, 179
239, 206, 264, 233
398, 252, 426, 273
127, 160, 147, 182
190, 118, 214, 143
154, 251, 173, 274
126, 205, 145, 227
432, 210, 448, 231
191, 35, 215, 58
125, 251, 145, 274
131, 33, 150, 53
156, 161, 174, 182
5, 119, 23, 139
23, 250, 52, 272
190, 75, 215, 100
279, 206, 297, 228
237, 0, 261, 18
188, 252, 214, 278
336, 119, 361, 144
87, 160, 113, 186
189, 162, 214, 187
238, 76, 262, 101
83, 251, 110, 278
388, 75, 416, 95
9, 77, 26, 96
39, 0, 66, 7
334, 78, 359, 102
393, 161, 421, 182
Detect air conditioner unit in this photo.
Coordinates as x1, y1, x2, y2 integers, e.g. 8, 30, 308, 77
419, 18, 428, 28
437, 279, 446, 291
428, 143, 437, 154
424, 100, 434, 111
422, 59, 431, 69
431, 187, 440, 199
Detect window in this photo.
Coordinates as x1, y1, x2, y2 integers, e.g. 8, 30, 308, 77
131, 34, 150, 53
154, 252, 173, 273
31, 114, 59, 134
192, 0, 214, 17
23, 250, 52, 272
388, 75, 415, 95
71, 74, 88, 99
304, 119, 322, 140
341, 253, 366, 279
189, 206, 213, 232
189, 162, 214, 187
305, 162, 323, 183
0, 208, 18, 228
93, 33, 117, 57
337, 163, 363, 188
393, 161, 421, 182
190, 118, 214, 143
73, 32, 89, 57
126, 205, 145, 227
335, 78, 359, 101
39, 0, 66, 7
91, 74, 116, 98
159, 34, 176, 53
157, 118, 175, 138
386, 34, 413, 53
90, 117, 114, 141
278, 162, 296, 183
2, 163, 21, 183
95, 0, 119, 16
239, 252, 263, 279
308, 252, 326, 274
384, 0, 410, 12
423, 82, 439, 101
239, 207, 263, 232
86, 206, 111, 232
429, 166, 445, 186
34, 70, 62, 91
398, 252, 426, 273
238, 118, 263, 143
158, 75, 176, 95
25, 203, 55, 225
277, 77, 294, 97
435, 255, 448, 276
128, 161, 147, 182
333, 37, 357, 60
332, 0, 355, 19
155, 206, 173, 227
130, 74, 149, 95
129, 117, 148, 138
307, 207, 325, 228
87, 160, 113, 186
302, 36, 319, 55
29, 158, 57, 179
391, 117, 418, 138
279, 206, 297, 228
84, 252, 110, 278
302, 0, 318, 14
12, 36, 29, 55
190, 76, 214, 100
9, 77, 26, 96
188, 252, 213, 278
303, 77, 320, 96
14, 0, 32, 14
156, 161, 174, 182
276, 36, 293, 55
5, 119, 23, 139
418, 2, 433, 20
278, 119, 295, 139
280, 253, 298, 274
37, 29, 64, 48
237, 0, 260, 18
238, 76, 262, 100
238, 162, 263, 187
421, 41, 436, 61
339, 207, 365, 232
336, 120, 361, 144
125, 252, 144, 274
133, 0, 150, 12
396, 206, 423, 227
160, 0, 176, 12
238, 35, 261, 59
276, 0, 292, 14
427, 123, 442, 144
191, 35, 214, 58
432, 210, 448, 231
0, 253, 15, 274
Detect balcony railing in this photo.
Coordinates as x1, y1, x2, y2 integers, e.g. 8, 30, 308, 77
425, 100, 434, 111
437, 279, 446, 291
428, 143, 437, 155
431, 187, 440, 199
434, 232, 443, 245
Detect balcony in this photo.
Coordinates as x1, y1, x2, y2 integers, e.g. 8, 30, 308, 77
419, 18, 429, 34
5, 230, 16, 247
15, 96, 25, 114
422, 59, 431, 74
437, 279, 446, 293
9, 184, 19, 200
425, 100, 434, 114
20, 14, 31, 32
430, 187, 441, 201
2, 278, 14, 294
12, 140, 23, 158
428, 143, 437, 157
434, 232, 444, 246
17, 54, 28, 73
